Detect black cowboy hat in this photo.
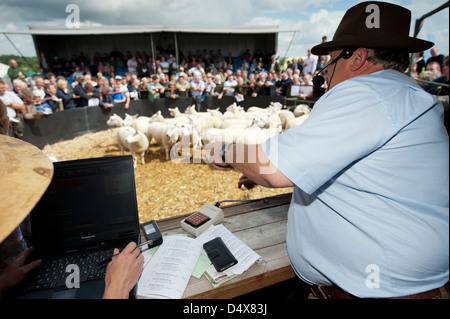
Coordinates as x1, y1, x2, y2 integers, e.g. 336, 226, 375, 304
311, 1, 434, 55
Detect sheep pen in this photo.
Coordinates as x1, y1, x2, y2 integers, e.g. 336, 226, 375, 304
42, 128, 293, 223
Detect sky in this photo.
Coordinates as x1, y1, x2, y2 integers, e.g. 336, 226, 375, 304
0, 0, 448, 61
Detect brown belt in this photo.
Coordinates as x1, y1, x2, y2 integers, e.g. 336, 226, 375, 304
310, 282, 449, 299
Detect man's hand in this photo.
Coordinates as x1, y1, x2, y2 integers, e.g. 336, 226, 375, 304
102, 242, 144, 299
202, 142, 232, 171
238, 175, 257, 190
0, 247, 42, 297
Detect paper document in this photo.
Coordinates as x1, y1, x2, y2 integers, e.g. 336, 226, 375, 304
136, 236, 202, 299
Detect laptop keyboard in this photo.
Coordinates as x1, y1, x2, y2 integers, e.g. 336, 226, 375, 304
18, 248, 114, 293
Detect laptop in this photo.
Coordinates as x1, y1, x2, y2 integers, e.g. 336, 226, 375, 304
10, 155, 141, 299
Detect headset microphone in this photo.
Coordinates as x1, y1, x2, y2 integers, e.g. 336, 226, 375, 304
312, 48, 355, 87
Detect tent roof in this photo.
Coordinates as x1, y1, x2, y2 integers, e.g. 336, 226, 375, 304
1, 25, 296, 36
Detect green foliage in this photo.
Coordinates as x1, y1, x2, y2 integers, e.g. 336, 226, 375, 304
0, 54, 39, 73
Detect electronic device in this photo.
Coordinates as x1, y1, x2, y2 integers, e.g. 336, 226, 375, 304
140, 220, 163, 248
180, 203, 224, 237
203, 237, 238, 272
313, 47, 356, 87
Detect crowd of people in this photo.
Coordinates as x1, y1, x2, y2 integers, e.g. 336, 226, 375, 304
1, 42, 448, 137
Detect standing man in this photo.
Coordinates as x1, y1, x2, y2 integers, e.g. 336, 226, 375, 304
302, 49, 317, 75
7, 59, 25, 82
205, 1, 448, 299
190, 74, 205, 111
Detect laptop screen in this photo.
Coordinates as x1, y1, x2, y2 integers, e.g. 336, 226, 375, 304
30, 155, 140, 255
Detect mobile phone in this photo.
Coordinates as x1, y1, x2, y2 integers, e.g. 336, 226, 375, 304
203, 237, 238, 272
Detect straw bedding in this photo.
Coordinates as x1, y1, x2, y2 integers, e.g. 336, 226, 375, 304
42, 128, 292, 223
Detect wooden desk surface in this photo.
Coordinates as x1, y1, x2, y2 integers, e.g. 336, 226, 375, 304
152, 193, 295, 299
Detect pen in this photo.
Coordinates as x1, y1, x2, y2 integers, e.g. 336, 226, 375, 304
97, 239, 155, 267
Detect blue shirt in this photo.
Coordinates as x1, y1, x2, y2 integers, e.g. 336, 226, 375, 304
190, 80, 204, 97
263, 69, 449, 298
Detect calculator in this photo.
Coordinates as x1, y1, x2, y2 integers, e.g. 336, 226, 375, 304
180, 203, 224, 237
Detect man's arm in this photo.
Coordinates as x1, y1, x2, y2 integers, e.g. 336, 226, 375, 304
204, 142, 293, 188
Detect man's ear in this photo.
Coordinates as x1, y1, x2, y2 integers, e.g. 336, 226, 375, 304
349, 48, 368, 71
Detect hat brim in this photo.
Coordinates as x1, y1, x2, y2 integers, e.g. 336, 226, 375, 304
311, 36, 434, 56
0, 135, 53, 242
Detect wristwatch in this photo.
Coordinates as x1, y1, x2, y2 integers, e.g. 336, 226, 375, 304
219, 143, 233, 168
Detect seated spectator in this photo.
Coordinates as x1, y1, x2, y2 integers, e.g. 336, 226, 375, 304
211, 74, 224, 98
71, 66, 83, 78
299, 74, 314, 100
128, 79, 141, 100
99, 85, 114, 109
234, 77, 247, 101
204, 74, 216, 97
32, 77, 46, 99
104, 62, 114, 76
252, 72, 272, 97
44, 83, 62, 112
165, 81, 179, 99
139, 77, 149, 99
0, 80, 26, 135
56, 79, 76, 110
275, 71, 292, 96
426, 62, 442, 79
222, 74, 237, 97
286, 74, 302, 97
111, 84, 126, 104
175, 75, 190, 98
147, 75, 165, 100
160, 57, 169, 74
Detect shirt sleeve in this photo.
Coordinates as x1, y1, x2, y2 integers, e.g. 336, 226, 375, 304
263, 78, 406, 195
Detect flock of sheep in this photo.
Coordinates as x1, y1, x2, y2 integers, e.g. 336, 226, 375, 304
106, 102, 311, 168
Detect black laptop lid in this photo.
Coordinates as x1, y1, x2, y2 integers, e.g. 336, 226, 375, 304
30, 155, 140, 255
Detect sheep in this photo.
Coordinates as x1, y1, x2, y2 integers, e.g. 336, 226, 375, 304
293, 104, 311, 117
278, 109, 295, 130
107, 113, 125, 127
125, 129, 150, 169
171, 121, 203, 162
206, 108, 224, 119
184, 105, 211, 117
201, 127, 244, 145
123, 113, 152, 136
116, 126, 136, 155
235, 126, 279, 145
285, 113, 310, 130
149, 110, 190, 126
220, 118, 253, 130
162, 124, 183, 160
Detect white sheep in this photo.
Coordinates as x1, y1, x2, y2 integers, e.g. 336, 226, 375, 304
125, 130, 150, 169
235, 126, 280, 145
162, 124, 183, 160
171, 122, 203, 161
293, 104, 311, 117
278, 109, 295, 130
201, 127, 243, 145
116, 126, 136, 155
285, 113, 310, 130
107, 113, 125, 127
150, 110, 190, 126
123, 113, 152, 136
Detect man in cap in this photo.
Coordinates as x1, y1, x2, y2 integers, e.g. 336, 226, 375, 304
204, 1, 448, 298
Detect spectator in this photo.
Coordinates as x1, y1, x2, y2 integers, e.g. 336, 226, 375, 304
302, 49, 318, 75
165, 81, 179, 99
136, 57, 148, 78
147, 75, 164, 100
127, 56, 138, 73
204, 74, 216, 97
252, 72, 272, 97
175, 75, 190, 98
426, 47, 445, 71
287, 58, 300, 72
426, 62, 442, 79
0, 80, 25, 136
234, 77, 247, 101
275, 71, 292, 96
31, 77, 46, 99
413, 51, 426, 74
99, 85, 114, 109
190, 74, 205, 111
316, 55, 328, 75
72, 76, 90, 107
128, 79, 141, 100
111, 84, 126, 104
222, 74, 237, 97
159, 57, 169, 74
435, 55, 449, 96
56, 79, 76, 110
44, 83, 61, 112
299, 73, 314, 100
268, 55, 281, 76
7, 59, 25, 82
